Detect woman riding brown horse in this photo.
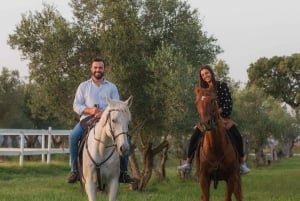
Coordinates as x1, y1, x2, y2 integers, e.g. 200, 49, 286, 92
178, 65, 250, 174
195, 85, 242, 201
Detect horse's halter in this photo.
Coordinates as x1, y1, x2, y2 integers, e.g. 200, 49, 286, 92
94, 108, 129, 147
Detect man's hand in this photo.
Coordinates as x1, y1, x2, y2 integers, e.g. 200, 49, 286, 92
84, 106, 103, 118
94, 110, 103, 118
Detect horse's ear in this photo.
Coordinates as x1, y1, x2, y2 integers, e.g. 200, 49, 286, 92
106, 96, 112, 106
125, 95, 133, 107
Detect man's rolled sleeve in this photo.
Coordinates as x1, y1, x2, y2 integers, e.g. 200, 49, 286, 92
73, 85, 86, 116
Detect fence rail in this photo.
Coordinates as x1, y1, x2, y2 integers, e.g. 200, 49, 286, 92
0, 127, 71, 166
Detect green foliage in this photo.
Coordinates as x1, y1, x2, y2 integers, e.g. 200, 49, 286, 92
144, 46, 197, 136
213, 59, 231, 83
0, 68, 33, 128
8, 4, 80, 128
7, 0, 221, 134
232, 84, 298, 154
233, 86, 277, 148
247, 53, 300, 110
246, 54, 300, 153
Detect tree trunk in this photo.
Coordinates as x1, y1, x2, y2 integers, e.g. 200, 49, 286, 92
137, 140, 169, 191
25, 135, 40, 160
288, 140, 294, 157
0, 136, 9, 148
159, 145, 169, 179
254, 147, 266, 167
281, 140, 294, 157
51, 135, 67, 148
128, 143, 140, 179
242, 135, 249, 162
154, 143, 169, 180
138, 143, 153, 191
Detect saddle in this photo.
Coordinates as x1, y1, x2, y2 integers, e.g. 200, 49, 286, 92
78, 116, 99, 156
80, 115, 99, 131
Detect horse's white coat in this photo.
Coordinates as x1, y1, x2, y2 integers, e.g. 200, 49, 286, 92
82, 96, 132, 201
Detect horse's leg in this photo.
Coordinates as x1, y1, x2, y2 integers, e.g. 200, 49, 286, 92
225, 174, 242, 201
232, 174, 243, 201
107, 176, 119, 201
106, 157, 120, 201
224, 180, 233, 201
83, 156, 97, 201
85, 179, 97, 201
199, 176, 210, 201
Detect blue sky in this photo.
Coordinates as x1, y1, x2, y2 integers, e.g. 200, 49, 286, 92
1, 0, 300, 83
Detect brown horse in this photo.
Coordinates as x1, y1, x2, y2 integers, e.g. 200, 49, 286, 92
194, 85, 242, 201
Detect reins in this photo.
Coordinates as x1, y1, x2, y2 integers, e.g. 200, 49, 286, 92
84, 108, 129, 191
198, 91, 233, 189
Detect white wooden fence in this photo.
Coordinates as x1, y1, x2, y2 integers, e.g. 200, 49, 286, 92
0, 127, 71, 166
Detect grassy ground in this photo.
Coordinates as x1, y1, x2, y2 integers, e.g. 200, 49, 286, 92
0, 155, 300, 201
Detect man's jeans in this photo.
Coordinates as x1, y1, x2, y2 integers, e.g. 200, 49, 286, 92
120, 135, 131, 174
69, 122, 84, 172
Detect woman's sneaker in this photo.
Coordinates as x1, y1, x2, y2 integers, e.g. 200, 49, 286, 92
177, 163, 191, 172
240, 163, 250, 174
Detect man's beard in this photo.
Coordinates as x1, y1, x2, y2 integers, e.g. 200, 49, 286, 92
93, 72, 104, 80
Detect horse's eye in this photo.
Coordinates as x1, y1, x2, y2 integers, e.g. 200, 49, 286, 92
111, 119, 117, 123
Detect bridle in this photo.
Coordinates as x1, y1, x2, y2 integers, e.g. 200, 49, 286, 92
197, 91, 234, 189
85, 108, 129, 168
197, 93, 219, 132
94, 109, 129, 144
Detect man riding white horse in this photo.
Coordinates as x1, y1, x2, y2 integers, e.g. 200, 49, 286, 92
67, 58, 134, 184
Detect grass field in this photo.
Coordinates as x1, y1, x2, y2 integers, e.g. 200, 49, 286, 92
0, 155, 300, 201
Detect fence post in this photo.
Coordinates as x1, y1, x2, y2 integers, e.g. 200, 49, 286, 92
19, 132, 24, 167
47, 127, 52, 164
42, 132, 45, 163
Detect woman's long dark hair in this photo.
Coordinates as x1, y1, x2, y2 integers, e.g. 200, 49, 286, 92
198, 64, 217, 88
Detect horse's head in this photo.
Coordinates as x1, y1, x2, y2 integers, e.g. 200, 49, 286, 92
194, 85, 218, 130
99, 96, 133, 156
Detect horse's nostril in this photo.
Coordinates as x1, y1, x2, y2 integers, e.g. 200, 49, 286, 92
120, 145, 128, 153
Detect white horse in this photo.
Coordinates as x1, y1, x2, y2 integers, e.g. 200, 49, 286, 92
82, 96, 132, 201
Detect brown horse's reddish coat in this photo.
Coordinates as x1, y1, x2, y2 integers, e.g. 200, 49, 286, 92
194, 85, 242, 201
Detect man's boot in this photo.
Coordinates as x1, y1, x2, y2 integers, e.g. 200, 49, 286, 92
67, 171, 79, 183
